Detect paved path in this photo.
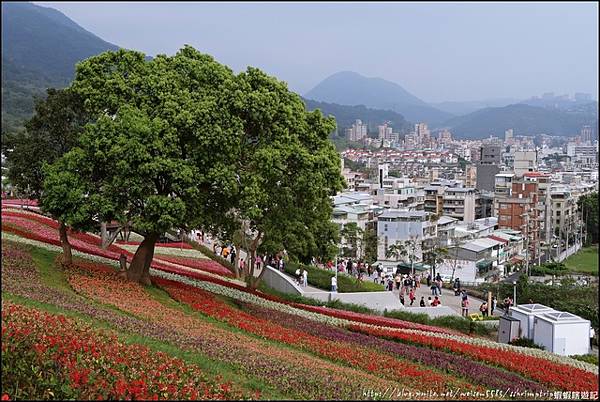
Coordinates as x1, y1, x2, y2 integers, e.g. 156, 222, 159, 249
378, 278, 501, 316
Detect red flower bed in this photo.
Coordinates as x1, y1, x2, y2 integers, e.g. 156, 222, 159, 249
349, 324, 599, 392
156, 278, 477, 392
154, 255, 232, 277
1, 303, 246, 400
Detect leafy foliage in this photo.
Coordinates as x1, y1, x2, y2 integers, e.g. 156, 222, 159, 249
2, 88, 91, 198
578, 192, 598, 245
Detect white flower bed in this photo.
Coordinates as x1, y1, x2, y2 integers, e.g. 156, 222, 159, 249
118, 244, 209, 259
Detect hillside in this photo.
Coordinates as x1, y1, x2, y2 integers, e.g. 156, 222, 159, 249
1, 2, 119, 131
430, 98, 522, 116
2, 205, 598, 399
305, 71, 453, 125
303, 98, 412, 133
443, 103, 598, 138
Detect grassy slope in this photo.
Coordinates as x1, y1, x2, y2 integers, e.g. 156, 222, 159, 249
564, 246, 599, 275
2, 241, 289, 399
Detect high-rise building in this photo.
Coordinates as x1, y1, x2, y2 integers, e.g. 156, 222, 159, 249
415, 123, 430, 144
346, 119, 368, 142
476, 143, 502, 192
504, 129, 513, 143
438, 129, 452, 144
580, 125, 593, 144
513, 150, 538, 176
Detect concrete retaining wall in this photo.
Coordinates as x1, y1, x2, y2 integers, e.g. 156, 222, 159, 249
302, 290, 403, 312
400, 306, 459, 317
262, 265, 303, 295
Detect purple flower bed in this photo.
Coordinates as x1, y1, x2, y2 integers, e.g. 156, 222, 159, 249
240, 301, 551, 394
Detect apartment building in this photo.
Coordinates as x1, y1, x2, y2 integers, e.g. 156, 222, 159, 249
442, 187, 480, 223
376, 210, 436, 263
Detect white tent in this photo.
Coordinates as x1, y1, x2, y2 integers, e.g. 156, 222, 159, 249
533, 311, 591, 356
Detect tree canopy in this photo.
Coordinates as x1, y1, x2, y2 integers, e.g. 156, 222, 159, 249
41, 46, 345, 285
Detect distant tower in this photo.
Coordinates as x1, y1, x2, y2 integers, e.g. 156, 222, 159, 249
581, 125, 592, 144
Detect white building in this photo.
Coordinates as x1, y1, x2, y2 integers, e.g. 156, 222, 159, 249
532, 311, 591, 356
509, 304, 556, 340
514, 150, 538, 176
377, 210, 435, 263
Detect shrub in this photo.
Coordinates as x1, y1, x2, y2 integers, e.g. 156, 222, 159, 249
383, 310, 491, 336
509, 337, 545, 350
570, 354, 599, 365
285, 262, 385, 293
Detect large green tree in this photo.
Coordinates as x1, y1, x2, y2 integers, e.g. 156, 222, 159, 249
43, 47, 242, 284
216, 67, 345, 287
578, 192, 598, 245
3, 88, 93, 263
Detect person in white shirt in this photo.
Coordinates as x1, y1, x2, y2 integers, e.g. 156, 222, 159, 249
331, 276, 337, 292
590, 327, 596, 349
302, 269, 308, 287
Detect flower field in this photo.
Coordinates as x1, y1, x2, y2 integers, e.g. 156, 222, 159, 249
2, 209, 600, 400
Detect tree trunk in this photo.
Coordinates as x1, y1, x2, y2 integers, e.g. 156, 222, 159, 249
58, 221, 72, 265
101, 222, 122, 249
126, 232, 159, 285
233, 241, 241, 280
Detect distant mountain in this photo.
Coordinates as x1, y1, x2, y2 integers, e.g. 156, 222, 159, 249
519, 94, 597, 111
443, 103, 598, 138
2, 2, 120, 131
303, 98, 412, 134
304, 71, 453, 125
430, 98, 522, 116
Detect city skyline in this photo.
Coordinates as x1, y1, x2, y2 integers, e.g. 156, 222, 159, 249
34, 1, 599, 103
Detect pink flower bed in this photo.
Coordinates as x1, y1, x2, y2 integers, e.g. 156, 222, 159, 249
1, 199, 38, 206
117, 241, 192, 250
154, 255, 233, 277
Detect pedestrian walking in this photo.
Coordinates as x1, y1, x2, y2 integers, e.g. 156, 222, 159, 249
409, 288, 415, 306
302, 268, 308, 287
399, 293, 405, 306
427, 273, 432, 287
491, 296, 497, 314
461, 298, 470, 317
295, 268, 301, 285
395, 274, 402, 291
331, 275, 337, 292
430, 283, 437, 296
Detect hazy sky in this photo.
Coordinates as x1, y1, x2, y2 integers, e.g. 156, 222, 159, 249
35, 1, 598, 102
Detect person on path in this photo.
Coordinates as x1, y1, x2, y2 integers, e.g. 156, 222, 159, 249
432, 296, 441, 307
279, 258, 285, 272
230, 247, 236, 264
420, 296, 426, 307
430, 282, 437, 296
435, 273, 442, 283
255, 255, 262, 271
426, 273, 432, 287
331, 275, 337, 292
461, 298, 470, 317
406, 276, 413, 294
409, 289, 416, 306
295, 268, 302, 285
436, 278, 442, 296
239, 258, 245, 273
491, 296, 497, 315
399, 293, 405, 306
427, 296, 433, 306
395, 274, 402, 291
480, 301, 488, 317
302, 269, 308, 288
387, 277, 394, 291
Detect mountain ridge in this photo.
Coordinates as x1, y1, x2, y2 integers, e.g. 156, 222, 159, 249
304, 71, 453, 125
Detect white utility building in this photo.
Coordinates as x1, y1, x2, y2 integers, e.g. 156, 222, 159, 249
532, 311, 591, 356
509, 304, 556, 339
